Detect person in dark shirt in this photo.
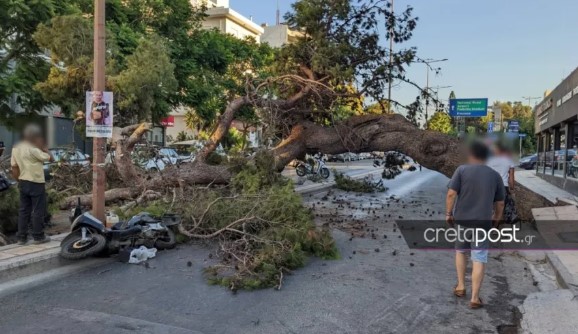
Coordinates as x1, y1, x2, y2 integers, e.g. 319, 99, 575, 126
445, 141, 505, 309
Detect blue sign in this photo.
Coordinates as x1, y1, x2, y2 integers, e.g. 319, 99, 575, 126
487, 122, 494, 133
519, 133, 527, 138
508, 120, 519, 132
449, 98, 489, 117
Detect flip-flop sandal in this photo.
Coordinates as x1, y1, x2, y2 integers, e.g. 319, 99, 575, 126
470, 298, 483, 309
453, 286, 466, 297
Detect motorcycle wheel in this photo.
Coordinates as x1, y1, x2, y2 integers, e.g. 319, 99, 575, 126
320, 168, 330, 179
296, 165, 307, 177
154, 228, 176, 250
60, 230, 107, 260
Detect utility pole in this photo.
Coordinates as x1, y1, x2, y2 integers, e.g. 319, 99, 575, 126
92, 0, 106, 223
418, 58, 448, 128
386, 0, 394, 114
522, 96, 541, 107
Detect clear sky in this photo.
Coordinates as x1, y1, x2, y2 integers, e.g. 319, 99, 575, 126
231, 0, 578, 107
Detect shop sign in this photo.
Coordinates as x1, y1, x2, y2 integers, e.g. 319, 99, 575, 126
537, 99, 552, 115
562, 91, 573, 104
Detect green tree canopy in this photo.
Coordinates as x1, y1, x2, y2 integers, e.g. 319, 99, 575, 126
426, 111, 453, 134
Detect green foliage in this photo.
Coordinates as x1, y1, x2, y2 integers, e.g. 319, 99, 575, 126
116, 201, 168, 221
0, 188, 19, 234
281, 0, 419, 109
427, 111, 453, 134
231, 151, 288, 193
110, 36, 177, 124
205, 152, 224, 165
200, 182, 338, 290
333, 170, 386, 193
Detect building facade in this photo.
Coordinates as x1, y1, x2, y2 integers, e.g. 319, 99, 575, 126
535, 67, 578, 195
261, 24, 304, 48
191, 0, 264, 42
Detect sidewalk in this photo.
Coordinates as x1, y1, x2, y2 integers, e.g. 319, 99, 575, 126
516, 169, 578, 205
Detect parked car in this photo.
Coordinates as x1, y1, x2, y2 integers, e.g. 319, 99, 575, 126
106, 148, 167, 172
44, 148, 90, 180
331, 152, 359, 162
518, 154, 537, 170
544, 149, 577, 167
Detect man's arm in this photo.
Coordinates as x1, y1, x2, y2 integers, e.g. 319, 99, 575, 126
446, 189, 457, 227
10, 150, 20, 180
493, 174, 506, 226
11, 165, 20, 180
31, 146, 53, 162
493, 201, 505, 227
446, 167, 462, 227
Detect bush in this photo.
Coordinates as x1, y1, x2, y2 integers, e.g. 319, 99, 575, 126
0, 187, 19, 234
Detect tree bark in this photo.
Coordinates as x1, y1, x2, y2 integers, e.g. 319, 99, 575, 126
271, 114, 549, 220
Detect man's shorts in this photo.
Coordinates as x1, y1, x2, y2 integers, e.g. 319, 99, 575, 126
455, 230, 490, 263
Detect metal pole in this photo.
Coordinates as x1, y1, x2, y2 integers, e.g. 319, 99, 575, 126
386, 0, 394, 114
92, 0, 106, 222
425, 65, 429, 128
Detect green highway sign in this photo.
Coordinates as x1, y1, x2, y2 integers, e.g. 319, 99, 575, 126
449, 98, 489, 117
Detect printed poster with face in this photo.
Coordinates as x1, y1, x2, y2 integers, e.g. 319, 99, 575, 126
86, 91, 113, 138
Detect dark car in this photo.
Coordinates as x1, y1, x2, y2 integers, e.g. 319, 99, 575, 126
518, 154, 537, 170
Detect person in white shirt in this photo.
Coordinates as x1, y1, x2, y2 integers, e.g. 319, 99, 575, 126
487, 142, 518, 224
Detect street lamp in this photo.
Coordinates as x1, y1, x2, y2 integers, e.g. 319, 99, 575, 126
415, 58, 448, 128
386, 0, 395, 114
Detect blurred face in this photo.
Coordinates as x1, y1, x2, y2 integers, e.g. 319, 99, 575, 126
467, 153, 478, 164
93, 91, 103, 103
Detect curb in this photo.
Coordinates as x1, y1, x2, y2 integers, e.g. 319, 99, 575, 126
545, 252, 578, 296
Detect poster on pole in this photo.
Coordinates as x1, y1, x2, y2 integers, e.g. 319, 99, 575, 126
86, 91, 113, 138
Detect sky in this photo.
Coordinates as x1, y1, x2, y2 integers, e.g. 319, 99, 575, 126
231, 0, 578, 107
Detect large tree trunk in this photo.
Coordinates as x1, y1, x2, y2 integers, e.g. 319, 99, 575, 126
271, 114, 550, 220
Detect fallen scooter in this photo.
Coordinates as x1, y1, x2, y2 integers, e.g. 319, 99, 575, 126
60, 200, 179, 260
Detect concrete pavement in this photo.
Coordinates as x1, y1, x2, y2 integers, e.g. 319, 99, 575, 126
0, 169, 550, 334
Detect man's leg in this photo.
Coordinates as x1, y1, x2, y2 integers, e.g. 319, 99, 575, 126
29, 183, 47, 241
470, 249, 488, 304
16, 182, 32, 242
455, 251, 467, 290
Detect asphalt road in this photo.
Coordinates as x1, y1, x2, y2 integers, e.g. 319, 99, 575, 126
0, 167, 540, 334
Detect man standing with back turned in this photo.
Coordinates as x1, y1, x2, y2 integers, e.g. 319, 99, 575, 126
10, 124, 54, 245
445, 141, 505, 309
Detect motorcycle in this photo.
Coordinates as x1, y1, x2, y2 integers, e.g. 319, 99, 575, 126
295, 155, 330, 179
60, 200, 179, 260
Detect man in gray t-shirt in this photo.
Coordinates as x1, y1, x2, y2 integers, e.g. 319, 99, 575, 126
445, 141, 505, 309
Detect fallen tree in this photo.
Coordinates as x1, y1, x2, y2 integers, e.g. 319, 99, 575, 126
61, 112, 548, 221
51, 0, 546, 222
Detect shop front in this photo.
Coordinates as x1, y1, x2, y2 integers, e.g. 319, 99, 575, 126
535, 67, 578, 196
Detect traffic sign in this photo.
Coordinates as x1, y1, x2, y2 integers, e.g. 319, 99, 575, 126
487, 122, 494, 133
508, 120, 519, 132
519, 133, 527, 138
449, 98, 488, 117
